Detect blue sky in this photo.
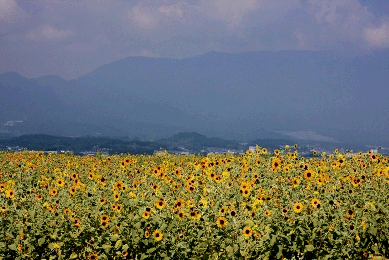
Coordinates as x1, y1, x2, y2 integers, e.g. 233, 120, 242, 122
1, 0, 389, 79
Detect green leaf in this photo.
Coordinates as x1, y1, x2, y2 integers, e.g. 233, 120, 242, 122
115, 239, 122, 249
147, 247, 156, 254
102, 244, 111, 254
8, 244, 17, 251
369, 226, 377, 236
226, 246, 233, 256
245, 219, 254, 227
122, 244, 129, 251
38, 237, 45, 246
276, 245, 283, 258
134, 222, 141, 229
110, 234, 120, 241
270, 235, 277, 246
305, 244, 314, 252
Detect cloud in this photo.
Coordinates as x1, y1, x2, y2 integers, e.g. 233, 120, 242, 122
0, 0, 26, 21
158, 4, 184, 18
129, 2, 187, 30
131, 49, 161, 58
364, 20, 389, 47
26, 25, 74, 41
129, 5, 158, 29
294, 28, 309, 49
1, 0, 389, 79
196, 0, 260, 28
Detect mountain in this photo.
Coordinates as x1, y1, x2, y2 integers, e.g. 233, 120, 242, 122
1, 50, 389, 144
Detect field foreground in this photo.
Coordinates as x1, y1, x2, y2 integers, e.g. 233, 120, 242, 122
1, 147, 389, 259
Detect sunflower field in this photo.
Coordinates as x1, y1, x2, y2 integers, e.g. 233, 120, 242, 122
1, 146, 389, 260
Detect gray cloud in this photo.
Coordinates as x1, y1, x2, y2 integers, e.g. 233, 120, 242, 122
0, 0, 388, 79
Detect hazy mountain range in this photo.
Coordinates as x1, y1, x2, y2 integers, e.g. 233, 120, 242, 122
1, 50, 388, 145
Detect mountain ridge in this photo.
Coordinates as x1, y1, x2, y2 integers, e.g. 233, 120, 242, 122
1, 50, 388, 144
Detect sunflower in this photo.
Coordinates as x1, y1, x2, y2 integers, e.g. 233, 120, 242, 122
69, 187, 76, 196
177, 210, 185, 220
337, 156, 345, 165
55, 179, 65, 187
174, 168, 182, 177
189, 211, 201, 220
283, 165, 291, 173
153, 230, 163, 241
101, 215, 109, 223
208, 171, 216, 180
293, 202, 304, 214
113, 191, 120, 202
240, 182, 249, 191
5, 189, 15, 199
370, 154, 378, 162
122, 157, 131, 167
36, 194, 42, 200
100, 198, 106, 205
304, 170, 314, 181
311, 198, 320, 209
49, 188, 58, 196
101, 221, 108, 229
312, 150, 318, 156
145, 230, 150, 238
70, 173, 78, 180
112, 204, 122, 213
274, 150, 280, 156
345, 208, 355, 219
219, 206, 228, 216
316, 177, 325, 186
271, 158, 281, 172
241, 189, 251, 197
217, 217, 227, 228
174, 199, 185, 210
199, 199, 208, 209
242, 227, 252, 238
87, 253, 98, 260
262, 148, 268, 154
291, 177, 300, 188
152, 183, 159, 192
155, 199, 166, 210
142, 211, 150, 219
351, 177, 360, 187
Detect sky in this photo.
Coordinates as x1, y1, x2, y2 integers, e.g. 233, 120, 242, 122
1, 0, 389, 79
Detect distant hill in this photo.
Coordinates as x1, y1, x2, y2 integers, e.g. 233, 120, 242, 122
1, 50, 389, 144
0, 132, 383, 155
0, 134, 161, 154
155, 132, 240, 150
